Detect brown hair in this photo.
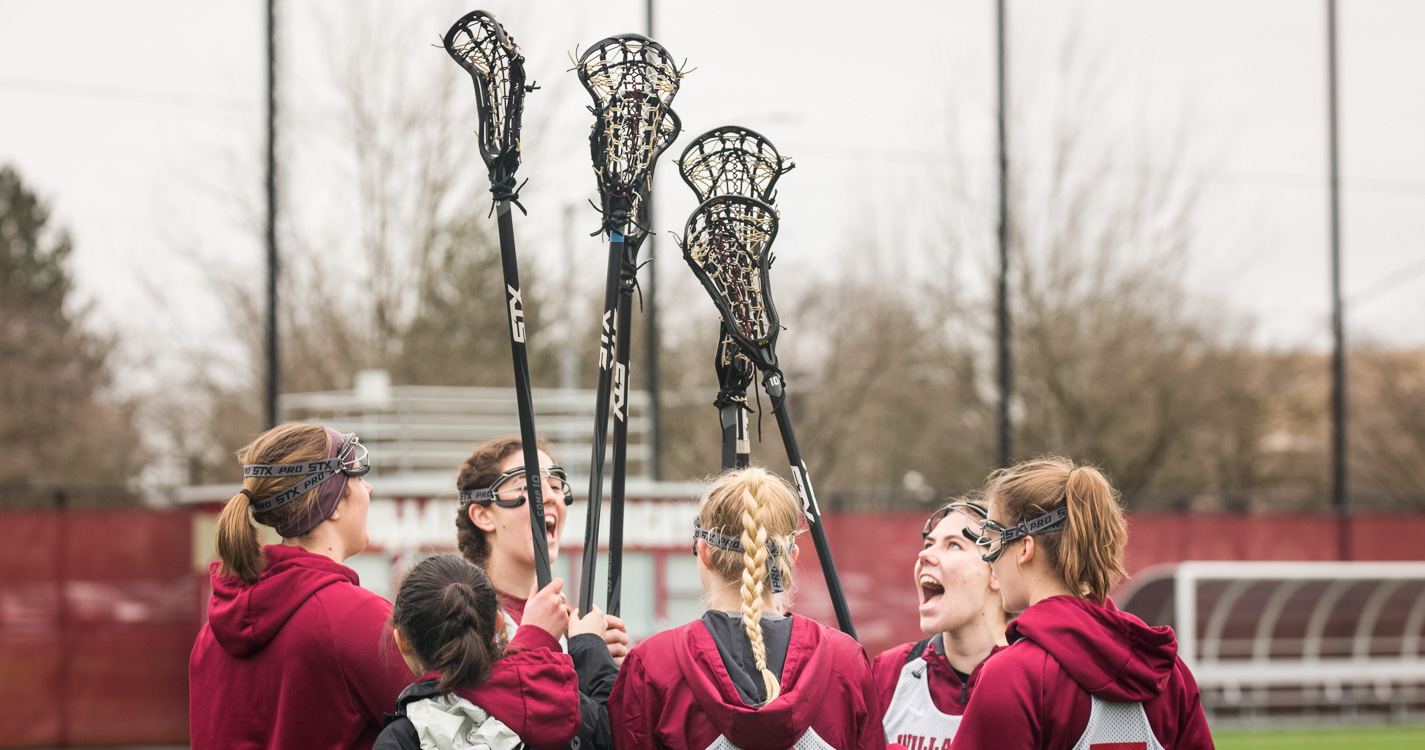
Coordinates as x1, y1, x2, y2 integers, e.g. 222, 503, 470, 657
216, 423, 333, 583
983, 456, 1128, 604
391, 554, 502, 694
454, 436, 552, 571
699, 467, 801, 706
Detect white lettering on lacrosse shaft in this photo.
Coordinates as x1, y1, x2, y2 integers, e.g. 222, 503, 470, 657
793, 462, 821, 520
600, 310, 615, 370
613, 362, 628, 422
506, 284, 525, 343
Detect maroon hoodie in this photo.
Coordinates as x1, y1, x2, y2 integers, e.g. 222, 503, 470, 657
378, 625, 580, 750
608, 614, 887, 750
951, 596, 1213, 750
189, 545, 412, 750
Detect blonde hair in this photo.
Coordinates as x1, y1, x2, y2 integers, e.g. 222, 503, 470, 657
984, 456, 1129, 604
698, 467, 801, 706
215, 424, 332, 583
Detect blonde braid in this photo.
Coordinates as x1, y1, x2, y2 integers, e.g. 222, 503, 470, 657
738, 475, 781, 705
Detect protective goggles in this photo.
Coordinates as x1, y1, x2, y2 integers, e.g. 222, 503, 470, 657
922, 501, 989, 542
458, 465, 573, 509
968, 506, 1069, 563
241, 433, 370, 513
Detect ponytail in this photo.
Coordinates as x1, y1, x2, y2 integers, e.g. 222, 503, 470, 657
985, 456, 1129, 604
698, 467, 801, 707
1060, 467, 1128, 604
216, 490, 264, 583
737, 476, 781, 705
429, 581, 499, 693
391, 555, 502, 695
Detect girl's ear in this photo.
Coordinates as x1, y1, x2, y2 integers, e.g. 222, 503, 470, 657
1017, 536, 1037, 567
393, 626, 414, 657
468, 502, 497, 533
392, 626, 424, 676
988, 568, 1002, 593
695, 539, 713, 569
789, 542, 800, 566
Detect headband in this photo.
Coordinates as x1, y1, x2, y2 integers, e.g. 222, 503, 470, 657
241, 428, 366, 538
693, 517, 787, 593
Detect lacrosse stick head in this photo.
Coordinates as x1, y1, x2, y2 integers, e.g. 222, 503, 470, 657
444, 10, 529, 188
576, 34, 684, 236
678, 125, 794, 205
681, 195, 782, 371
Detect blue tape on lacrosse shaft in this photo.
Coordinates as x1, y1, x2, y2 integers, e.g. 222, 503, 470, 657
609, 231, 625, 242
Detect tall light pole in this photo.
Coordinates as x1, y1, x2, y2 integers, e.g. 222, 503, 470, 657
264, 0, 280, 429
1326, 0, 1349, 560
996, 0, 1012, 468
643, 0, 662, 480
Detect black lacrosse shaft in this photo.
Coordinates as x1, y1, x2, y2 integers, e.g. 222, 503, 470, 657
763, 372, 856, 639
719, 404, 738, 471
578, 236, 623, 615
718, 402, 750, 471
606, 233, 639, 618
496, 203, 552, 589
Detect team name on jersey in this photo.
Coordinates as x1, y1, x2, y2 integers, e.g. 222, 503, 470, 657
894, 735, 953, 750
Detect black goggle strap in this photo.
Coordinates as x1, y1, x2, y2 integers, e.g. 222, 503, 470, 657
241, 434, 368, 513
990, 506, 1070, 547
457, 466, 572, 508
692, 517, 786, 593
241, 459, 341, 513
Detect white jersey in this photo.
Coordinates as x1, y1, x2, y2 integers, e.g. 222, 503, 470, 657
1069, 696, 1167, 750
705, 728, 833, 749
883, 640, 963, 750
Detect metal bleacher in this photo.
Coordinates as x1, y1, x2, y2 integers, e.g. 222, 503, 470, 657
1117, 561, 1425, 726
279, 372, 650, 498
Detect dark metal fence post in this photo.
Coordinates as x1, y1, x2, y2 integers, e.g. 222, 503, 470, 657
1326, 0, 1350, 560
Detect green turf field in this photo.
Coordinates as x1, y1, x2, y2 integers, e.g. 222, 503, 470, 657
1214, 725, 1425, 749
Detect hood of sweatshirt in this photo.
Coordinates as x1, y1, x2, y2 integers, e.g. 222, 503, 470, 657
674, 614, 838, 750
206, 544, 358, 658
1008, 595, 1178, 703
431, 630, 580, 750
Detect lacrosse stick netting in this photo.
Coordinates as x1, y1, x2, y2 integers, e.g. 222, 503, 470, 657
681, 195, 782, 371
678, 125, 794, 205
443, 10, 532, 204
576, 34, 685, 238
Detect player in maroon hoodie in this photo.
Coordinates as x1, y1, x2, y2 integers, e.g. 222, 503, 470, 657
952, 457, 1214, 750
375, 554, 582, 750
189, 423, 413, 750
607, 467, 887, 750
872, 500, 1008, 749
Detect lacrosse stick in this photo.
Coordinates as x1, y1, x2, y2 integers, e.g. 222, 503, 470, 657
677, 124, 794, 204
677, 126, 794, 470
575, 33, 685, 616
679, 195, 857, 638
444, 10, 552, 588
713, 325, 755, 470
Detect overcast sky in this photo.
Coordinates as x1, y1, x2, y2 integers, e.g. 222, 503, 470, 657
2, 0, 1422, 392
